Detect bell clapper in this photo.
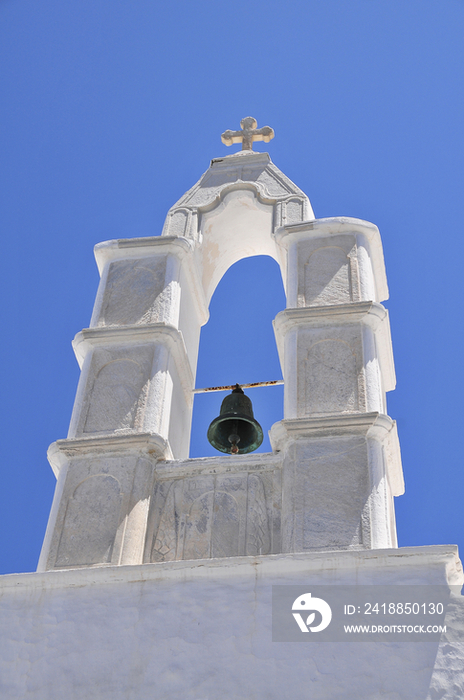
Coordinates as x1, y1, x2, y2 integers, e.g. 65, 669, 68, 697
228, 422, 241, 454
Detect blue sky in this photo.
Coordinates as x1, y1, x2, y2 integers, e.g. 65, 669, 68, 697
1, 0, 463, 574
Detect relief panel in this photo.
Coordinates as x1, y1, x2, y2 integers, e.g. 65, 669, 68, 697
78, 344, 154, 436
167, 209, 189, 237
150, 472, 272, 562
285, 198, 305, 224
296, 236, 360, 307
55, 474, 122, 567
301, 439, 369, 550
98, 256, 168, 326
302, 339, 359, 415
281, 438, 371, 553
83, 358, 147, 433
304, 246, 351, 306
185, 490, 240, 559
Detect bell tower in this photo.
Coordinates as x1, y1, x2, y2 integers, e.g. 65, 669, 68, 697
38, 117, 402, 570
3, 117, 463, 700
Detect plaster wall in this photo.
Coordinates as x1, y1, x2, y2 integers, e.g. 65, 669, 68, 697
1, 548, 463, 700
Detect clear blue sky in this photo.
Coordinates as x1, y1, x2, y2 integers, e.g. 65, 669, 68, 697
1, 0, 463, 574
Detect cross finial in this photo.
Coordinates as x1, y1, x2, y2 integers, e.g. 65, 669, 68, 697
221, 116, 275, 152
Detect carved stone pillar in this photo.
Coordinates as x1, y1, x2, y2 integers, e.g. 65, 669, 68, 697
271, 217, 403, 552
39, 236, 207, 571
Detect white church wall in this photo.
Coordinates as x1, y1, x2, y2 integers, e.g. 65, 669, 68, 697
1, 547, 463, 700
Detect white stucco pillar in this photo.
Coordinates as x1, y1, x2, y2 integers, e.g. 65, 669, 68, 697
39, 236, 207, 571
75, 235, 207, 453
270, 217, 403, 552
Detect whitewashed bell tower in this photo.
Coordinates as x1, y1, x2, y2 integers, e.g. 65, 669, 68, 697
38, 117, 401, 570
1, 119, 462, 700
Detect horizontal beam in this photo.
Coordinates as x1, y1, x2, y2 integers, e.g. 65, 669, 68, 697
193, 380, 284, 394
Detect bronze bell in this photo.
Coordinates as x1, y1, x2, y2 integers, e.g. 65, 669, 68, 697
207, 384, 264, 455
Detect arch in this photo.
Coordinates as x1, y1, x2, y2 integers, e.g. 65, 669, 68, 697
190, 255, 285, 458
154, 151, 314, 456
199, 188, 282, 303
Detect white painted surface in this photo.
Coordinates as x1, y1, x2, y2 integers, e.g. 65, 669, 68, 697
8, 144, 463, 698
40, 413, 402, 572
273, 303, 395, 420
276, 217, 389, 304
1, 547, 463, 699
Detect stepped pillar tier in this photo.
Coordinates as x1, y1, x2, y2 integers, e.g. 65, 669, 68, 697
271, 215, 400, 555
276, 217, 389, 307
273, 302, 395, 419
270, 413, 403, 553
67, 235, 207, 457
39, 236, 207, 571
38, 434, 168, 572
90, 236, 208, 374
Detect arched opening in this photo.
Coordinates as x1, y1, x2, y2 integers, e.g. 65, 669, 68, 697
190, 255, 286, 458
199, 188, 279, 304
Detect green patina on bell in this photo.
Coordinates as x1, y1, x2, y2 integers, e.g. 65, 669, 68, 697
207, 384, 264, 455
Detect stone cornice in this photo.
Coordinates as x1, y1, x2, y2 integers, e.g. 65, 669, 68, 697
210, 151, 271, 167
47, 432, 171, 477
2, 546, 461, 590
270, 412, 393, 440
154, 451, 282, 480
276, 216, 379, 242
94, 235, 194, 272
274, 301, 386, 331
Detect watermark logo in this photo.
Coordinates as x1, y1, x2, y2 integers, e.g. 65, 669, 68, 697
292, 592, 332, 633
272, 585, 454, 642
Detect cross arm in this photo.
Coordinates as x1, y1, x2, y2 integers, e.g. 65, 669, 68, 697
252, 126, 274, 143
221, 129, 244, 146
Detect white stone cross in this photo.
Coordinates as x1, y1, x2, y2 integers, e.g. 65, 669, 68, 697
221, 117, 275, 151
